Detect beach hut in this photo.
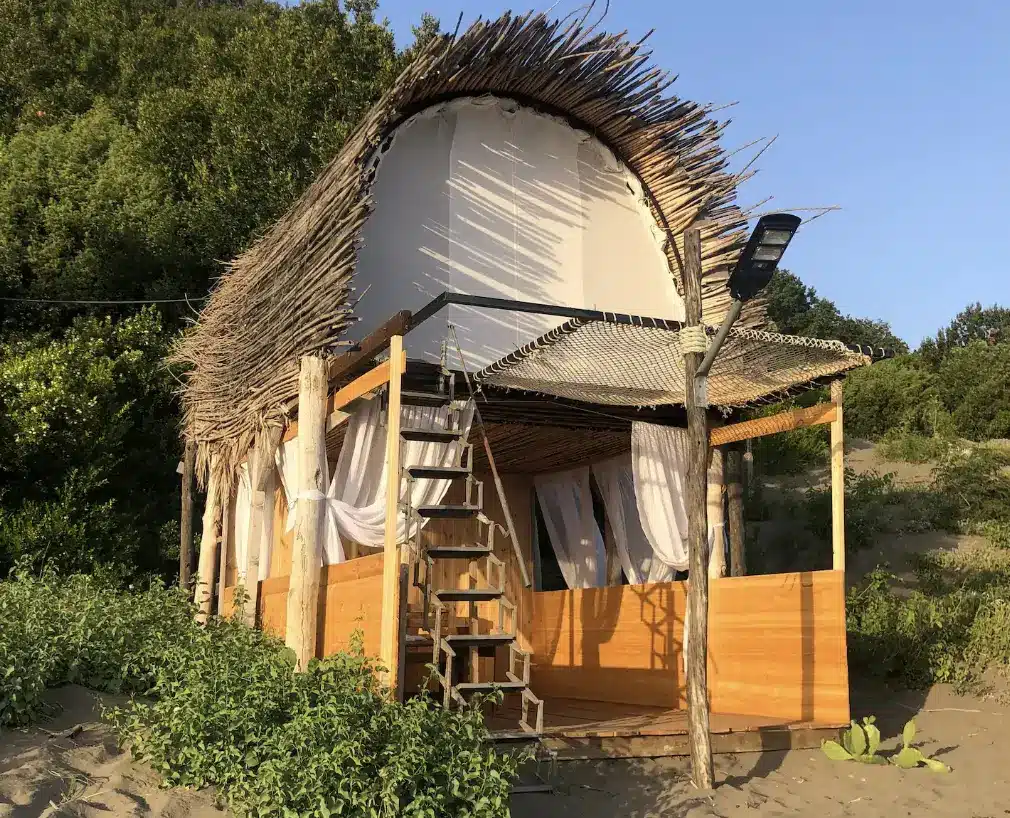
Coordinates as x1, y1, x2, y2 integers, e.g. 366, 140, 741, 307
176, 12, 889, 766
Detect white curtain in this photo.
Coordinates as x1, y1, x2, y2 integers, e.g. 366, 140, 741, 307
233, 463, 252, 582
276, 398, 475, 564
592, 454, 672, 585
534, 467, 606, 589
631, 422, 691, 575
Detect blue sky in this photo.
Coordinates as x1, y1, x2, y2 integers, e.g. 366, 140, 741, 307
301, 1, 1009, 344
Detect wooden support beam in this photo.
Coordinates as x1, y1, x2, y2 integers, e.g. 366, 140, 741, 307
286, 356, 328, 670
179, 438, 196, 594
196, 457, 222, 624
709, 404, 837, 448
379, 334, 404, 694
683, 227, 714, 790
328, 311, 411, 384
725, 445, 746, 577
831, 380, 845, 571
243, 425, 282, 627
282, 352, 406, 443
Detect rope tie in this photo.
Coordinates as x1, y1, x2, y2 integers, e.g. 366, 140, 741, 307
680, 325, 709, 354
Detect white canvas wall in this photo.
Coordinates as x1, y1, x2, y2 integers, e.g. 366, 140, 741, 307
354, 96, 685, 370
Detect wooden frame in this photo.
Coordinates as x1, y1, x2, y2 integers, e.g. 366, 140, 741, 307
709, 403, 837, 447
379, 334, 405, 692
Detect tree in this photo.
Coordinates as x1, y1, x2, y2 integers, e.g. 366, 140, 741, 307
919, 302, 1010, 368
763, 270, 908, 352
0, 309, 179, 575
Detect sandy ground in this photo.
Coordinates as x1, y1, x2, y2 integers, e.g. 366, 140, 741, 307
0, 687, 221, 818
516, 682, 1010, 817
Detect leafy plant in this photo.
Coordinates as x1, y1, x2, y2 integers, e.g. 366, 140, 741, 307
890, 719, 950, 773
822, 717, 949, 772
0, 569, 522, 816
821, 716, 885, 764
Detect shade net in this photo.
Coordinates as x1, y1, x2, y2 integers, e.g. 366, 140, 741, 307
474, 317, 873, 408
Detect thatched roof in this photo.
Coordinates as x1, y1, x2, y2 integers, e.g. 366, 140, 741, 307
176, 11, 762, 474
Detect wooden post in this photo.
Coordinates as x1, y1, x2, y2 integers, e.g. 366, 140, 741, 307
286, 355, 328, 670
831, 379, 845, 571
217, 476, 233, 616
726, 445, 746, 577
683, 227, 714, 789
706, 446, 726, 579
196, 456, 222, 624
379, 335, 404, 693
244, 426, 283, 627
179, 438, 196, 594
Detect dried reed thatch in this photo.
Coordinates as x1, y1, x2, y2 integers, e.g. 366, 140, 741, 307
176, 9, 762, 480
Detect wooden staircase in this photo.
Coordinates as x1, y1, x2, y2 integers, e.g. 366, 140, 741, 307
396, 368, 546, 750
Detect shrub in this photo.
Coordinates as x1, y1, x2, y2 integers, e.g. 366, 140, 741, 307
847, 548, 1010, 693
0, 570, 522, 816
877, 430, 954, 464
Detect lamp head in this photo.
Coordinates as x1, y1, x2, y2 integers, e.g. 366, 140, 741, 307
727, 213, 801, 302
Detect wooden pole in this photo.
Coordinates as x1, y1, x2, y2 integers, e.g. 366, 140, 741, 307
217, 476, 233, 616
179, 438, 196, 594
830, 379, 846, 571
683, 227, 714, 789
706, 446, 726, 579
379, 335, 405, 694
286, 355, 328, 670
726, 445, 746, 577
195, 456, 222, 624
243, 426, 283, 627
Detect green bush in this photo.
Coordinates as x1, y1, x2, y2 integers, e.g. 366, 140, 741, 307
0, 571, 523, 817
877, 430, 954, 464
847, 551, 1010, 693
932, 446, 1010, 528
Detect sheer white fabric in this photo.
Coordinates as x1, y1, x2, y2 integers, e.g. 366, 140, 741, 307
707, 450, 727, 579
592, 454, 670, 584
233, 463, 252, 583
534, 467, 606, 589
275, 399, 475, 565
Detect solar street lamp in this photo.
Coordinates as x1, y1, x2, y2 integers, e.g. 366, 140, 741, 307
696, 213, 801, 377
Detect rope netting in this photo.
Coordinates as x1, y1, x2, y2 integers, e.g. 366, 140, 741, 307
475, 318, 873, 408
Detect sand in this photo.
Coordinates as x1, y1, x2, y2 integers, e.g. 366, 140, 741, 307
516, 682, 1010, 817
0, 686, 221, 818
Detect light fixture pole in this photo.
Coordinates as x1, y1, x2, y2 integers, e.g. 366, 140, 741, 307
683, 213, 800, 791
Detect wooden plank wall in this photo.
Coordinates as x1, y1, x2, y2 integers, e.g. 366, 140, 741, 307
530, 570, 849, 726
225, 553, 385, 661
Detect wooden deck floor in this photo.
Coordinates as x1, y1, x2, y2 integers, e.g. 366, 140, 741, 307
490, 697, 844, 759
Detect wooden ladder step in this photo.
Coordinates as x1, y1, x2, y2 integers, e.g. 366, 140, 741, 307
433, 588, 502, 603
486, 730, 541, 745
400, 427, 462, 443
400, 390, 451, 407
406, 465, 470, 480
416, 504, 479, 519
443, 633, 514, 648
455, 680, 528, 695
426, 545, 491, 559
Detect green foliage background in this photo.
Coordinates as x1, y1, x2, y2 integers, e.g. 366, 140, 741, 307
0, 0, 1006, 581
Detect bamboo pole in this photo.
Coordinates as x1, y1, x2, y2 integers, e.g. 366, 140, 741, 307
217, 477, 233, 616
243, 426, 283, 627
179, 438, 196, 594
831, 380, 845, 571
706, 446, 726, 579
726, 445, 746, 577
286, 355, 328, 670
683, 226, 714, 789
379, 335, 405, 694
196, 456, 222, 624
